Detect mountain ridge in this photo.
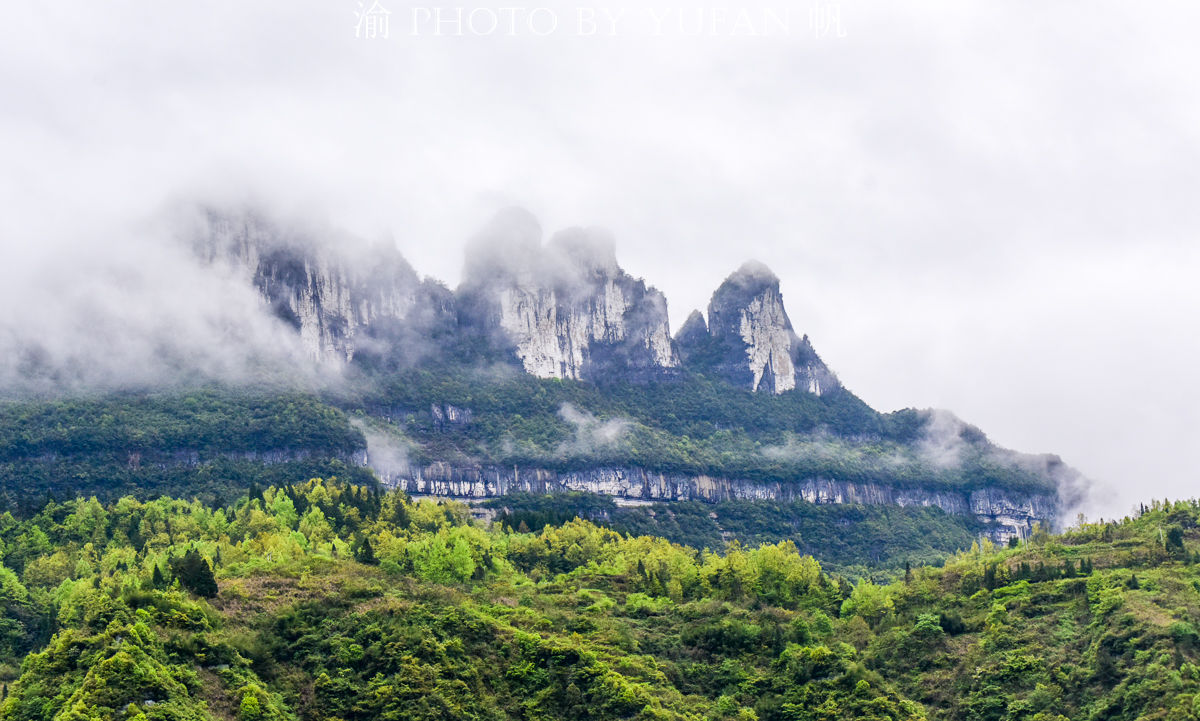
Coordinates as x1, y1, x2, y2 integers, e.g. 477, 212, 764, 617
173, 205, 1092, 537
191, 206, 834, 392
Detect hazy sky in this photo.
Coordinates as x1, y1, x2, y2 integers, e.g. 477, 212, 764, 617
3, 1, 1199, 518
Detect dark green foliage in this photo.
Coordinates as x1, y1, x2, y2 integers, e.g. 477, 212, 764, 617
0, 390, 371, 506
170, 549, 218, 598
347, 364, 1060, 494
490, 491, 986, 572
352, 535, 377, 565
1167, 524, 1186, 554
0, 389, 363, 460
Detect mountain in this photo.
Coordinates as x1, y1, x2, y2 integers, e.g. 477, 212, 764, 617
0, 206, 1089, 558
192, 208, 835, 392
190, 207, 456, 366
183, 206, 1089, 541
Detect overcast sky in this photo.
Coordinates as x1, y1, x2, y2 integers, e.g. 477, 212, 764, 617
3, 1, 1198, 518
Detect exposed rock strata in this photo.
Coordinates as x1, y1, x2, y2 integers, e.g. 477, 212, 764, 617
379, 462, 1056, 541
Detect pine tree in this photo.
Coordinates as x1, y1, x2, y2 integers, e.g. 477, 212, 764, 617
354, 536, 378, 565
170, 549, 218, 597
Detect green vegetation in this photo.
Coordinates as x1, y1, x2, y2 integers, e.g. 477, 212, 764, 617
0, 390, 363, 459
0, 364, 1063, 524
488, 492, 986, 574
0, 390, 373, 506
0, 478, 1198, 720
0, 379, 1010, 574
349, 365, 1060, 494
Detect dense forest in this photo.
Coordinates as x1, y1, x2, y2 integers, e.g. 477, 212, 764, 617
0, 378, 1048, 573
0, 477, 1196, 720
0, 366, 1066, 516
486, 492, 986, 574
352, 366, 1063, 494
0, 391, 373, 508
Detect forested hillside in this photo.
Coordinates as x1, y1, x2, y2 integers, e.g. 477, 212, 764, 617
0, 364, 1069, 506
486, 492, 986, 574
0, 372, 1069, 571
353, 366, 1064, 495
0, 391, 372, 507
0, 478, 1196, 720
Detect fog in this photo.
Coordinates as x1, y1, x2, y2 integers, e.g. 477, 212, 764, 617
3, 1, 1199, 517
352, 418, 415, 487
0, 216, 319, 396
558, 403, 631, 457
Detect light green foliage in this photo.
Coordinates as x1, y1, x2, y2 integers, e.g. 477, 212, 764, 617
841, 579, 894, 626
0, 483, 1199, 721
406, 531, 476, 583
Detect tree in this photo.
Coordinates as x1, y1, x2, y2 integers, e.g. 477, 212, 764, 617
840, 580, 893, 627
1166, 525, 1186, 555
354, 536, 378, 565
170, 549, 218, 598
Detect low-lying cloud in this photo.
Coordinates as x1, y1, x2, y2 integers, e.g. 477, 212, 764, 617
557, 403, 630, 456
0, 215, 323, 398
352, 418, 415, 486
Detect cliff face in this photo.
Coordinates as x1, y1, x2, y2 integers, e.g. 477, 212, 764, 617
192, 208, 839, 395
184, 207, 1081, 538
192, 208, 452, 365
372, 462, 1055, 542
457, 209, 678, 381
677, 262, 839, 395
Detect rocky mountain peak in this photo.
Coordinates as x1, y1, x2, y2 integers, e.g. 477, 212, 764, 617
191, 207, 841, 394
674, 310, 709, 351
461, 206, 543, 287
676, 260, 839, 395
458, 210, 677, 381
548, 227, 620, 278
190, 207, 442, 365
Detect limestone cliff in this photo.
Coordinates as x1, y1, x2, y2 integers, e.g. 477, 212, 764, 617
678, 261, 839, 395
191, 208, 452, 365
457, 208, 678, 380
378, 462, 1055, 542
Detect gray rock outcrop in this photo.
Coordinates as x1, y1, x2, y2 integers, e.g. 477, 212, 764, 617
457, 208, 678, 380
677, 261, 839, 395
